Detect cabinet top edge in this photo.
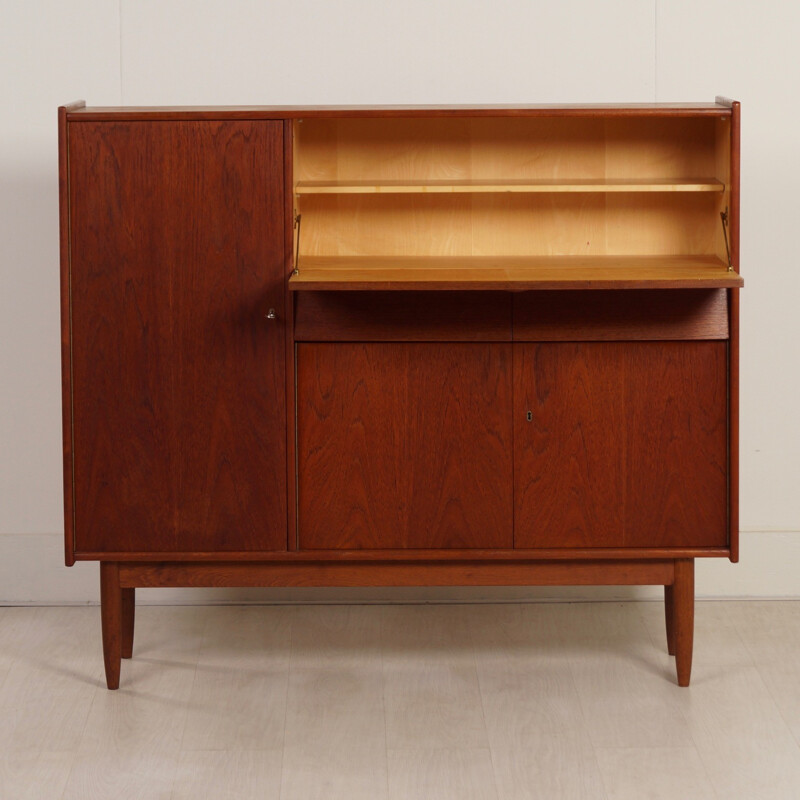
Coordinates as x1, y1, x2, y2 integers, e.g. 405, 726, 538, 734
63, 102, 735, 121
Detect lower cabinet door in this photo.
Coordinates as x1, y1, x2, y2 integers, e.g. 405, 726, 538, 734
514, 341, 728, 549
297, 343, 513, 549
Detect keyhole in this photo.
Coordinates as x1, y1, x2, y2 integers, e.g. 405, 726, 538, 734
526, 411, 532, 422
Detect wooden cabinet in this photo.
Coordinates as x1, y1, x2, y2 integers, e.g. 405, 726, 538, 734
59, 100, 741, 690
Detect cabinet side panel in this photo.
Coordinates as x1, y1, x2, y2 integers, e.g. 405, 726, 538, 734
58, 108, 75, 565
297, 343, 513, 549
730, 102, 741, 272
728, 289, 740, 561
728, 102, 741, 562
69, 120, 287, 553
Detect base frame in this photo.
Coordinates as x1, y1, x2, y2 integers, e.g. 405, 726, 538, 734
99, 557, 695, 689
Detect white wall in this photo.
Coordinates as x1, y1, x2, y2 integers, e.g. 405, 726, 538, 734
1, 0, 798, 604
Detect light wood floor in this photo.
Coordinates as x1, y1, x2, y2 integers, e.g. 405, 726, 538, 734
1, 600, 799, 799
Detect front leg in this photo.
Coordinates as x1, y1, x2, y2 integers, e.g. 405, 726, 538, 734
121, 588, 135, 659
664, 583, 676, 655
672, 559, 695, 687
100, 562, 122, 689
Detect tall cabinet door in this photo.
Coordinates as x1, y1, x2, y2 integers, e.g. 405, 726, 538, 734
68, 121, 287, 554
514, 341, 728, 549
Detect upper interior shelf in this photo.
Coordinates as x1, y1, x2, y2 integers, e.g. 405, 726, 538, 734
295, 178, 725, 195
288, 256, 743, 291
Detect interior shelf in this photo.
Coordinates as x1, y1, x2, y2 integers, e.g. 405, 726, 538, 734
294, 178, 726, 195
288, 255, 743, 291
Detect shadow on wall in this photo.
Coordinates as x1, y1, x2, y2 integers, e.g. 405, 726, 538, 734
0, 164, 67, 539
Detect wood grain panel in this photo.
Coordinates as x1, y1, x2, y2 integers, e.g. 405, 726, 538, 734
288, 255, 741, 291
514, 343, 626, 548
603, 117, 717, 180
295, 178, 724, 194
69, 104, 732, 122
285, 120, 298, 551
296, 116, 721, 184
625, 342, 727, 547
715, 114, 732, 265
513, 289, 728, 341
76, 546, 729, 562
298, 193, 722, 259
673, 559, 695, 686
100, 562, 122, 689
119, 559, 674, 588
295, 116, 726, 265
729, 289, 740, 562
297, 343, 513, 549
58, 103, 85, 566
728, 101, 741, 562
514, 342, 727, 549
68, 120, 287, 553
294, 291, 511, 341
70, 122, 176, 552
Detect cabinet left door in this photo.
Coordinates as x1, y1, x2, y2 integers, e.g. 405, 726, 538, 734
65, 120, 287, 555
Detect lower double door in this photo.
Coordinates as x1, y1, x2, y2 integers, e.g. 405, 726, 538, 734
296, 341, 728, 551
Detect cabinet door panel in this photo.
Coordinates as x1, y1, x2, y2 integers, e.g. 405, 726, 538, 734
513, 343, 626, 548
624, 342, 728, 546
297, 343, 513, 549
69, 120, 286, 553
514, 342, 727, 549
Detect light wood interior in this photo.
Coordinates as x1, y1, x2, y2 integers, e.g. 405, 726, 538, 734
292, 116, 736, 287
295, 178, 725, 194
288, 255, 741, 291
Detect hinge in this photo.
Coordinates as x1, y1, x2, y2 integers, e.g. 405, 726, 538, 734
293, 212, 302, 275
720, 207, 733, 272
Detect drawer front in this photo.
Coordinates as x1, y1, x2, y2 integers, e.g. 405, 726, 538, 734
294, 291, 512, 341
513, 289, 728, 341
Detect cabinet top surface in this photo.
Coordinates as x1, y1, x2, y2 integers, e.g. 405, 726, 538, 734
64, 102, 734, 120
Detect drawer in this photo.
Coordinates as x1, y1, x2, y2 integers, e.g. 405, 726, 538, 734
294, 291, 512, 342
513, 289, 728, 341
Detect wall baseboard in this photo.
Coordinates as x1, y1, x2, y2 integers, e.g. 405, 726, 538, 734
1, 531, 798, 605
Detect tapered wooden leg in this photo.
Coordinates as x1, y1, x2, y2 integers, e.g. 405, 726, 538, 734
100, 562, 122, 690
664, 583, 676, 655
121, 588, 135, 659
673, 559, 694, 687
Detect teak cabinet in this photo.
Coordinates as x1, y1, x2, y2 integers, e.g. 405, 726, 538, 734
58, 100, 742, 689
